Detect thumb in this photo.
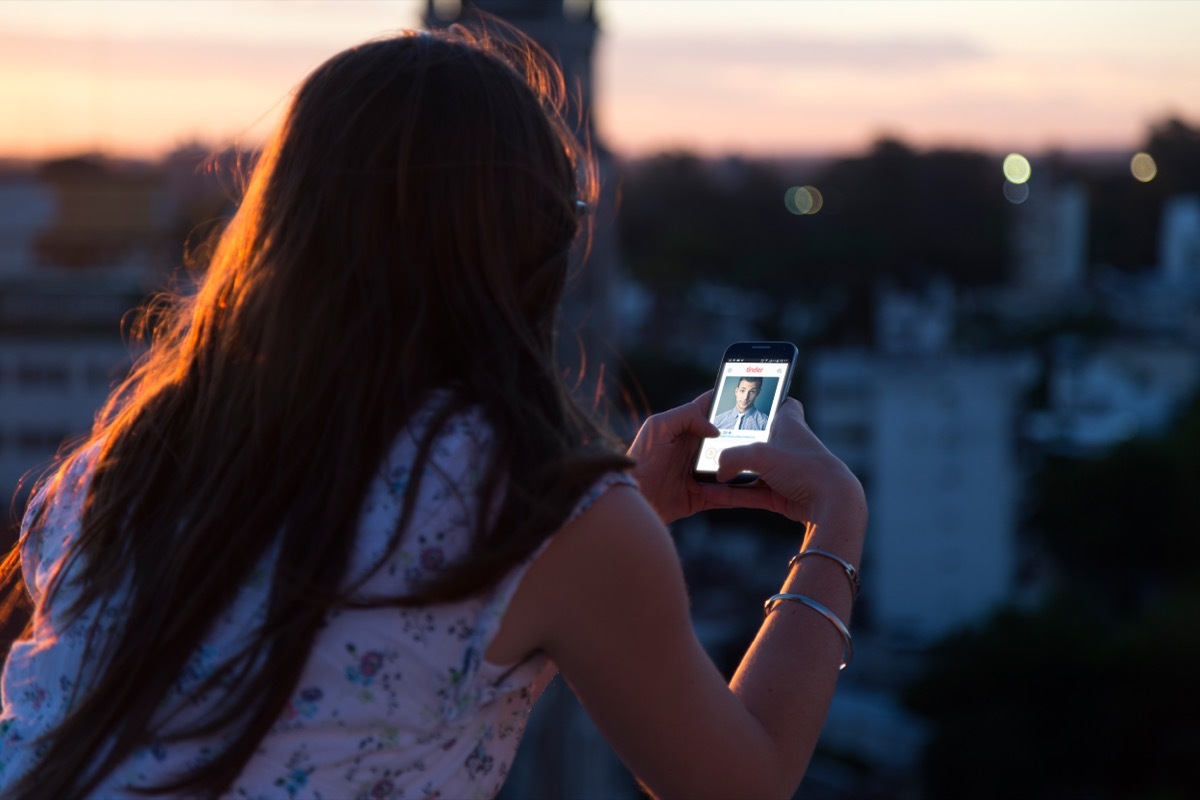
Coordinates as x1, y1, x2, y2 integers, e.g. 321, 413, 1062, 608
714, 441, 771, 483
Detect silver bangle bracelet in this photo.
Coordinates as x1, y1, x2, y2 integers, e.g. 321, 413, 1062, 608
763, 593, 854, 670
788, 548, 861, 600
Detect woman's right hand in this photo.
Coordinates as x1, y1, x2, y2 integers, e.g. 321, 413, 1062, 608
714, 397, 866, 529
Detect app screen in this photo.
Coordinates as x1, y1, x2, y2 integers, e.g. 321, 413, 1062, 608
694, 358, 791, 474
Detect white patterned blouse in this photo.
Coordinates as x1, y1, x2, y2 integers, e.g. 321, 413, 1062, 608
0, 401, 632, 799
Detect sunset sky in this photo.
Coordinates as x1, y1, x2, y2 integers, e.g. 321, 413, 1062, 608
1, 0, 1197, 161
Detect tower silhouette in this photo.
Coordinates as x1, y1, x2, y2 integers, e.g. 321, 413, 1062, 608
424, 0, 626, 419
425, 0, 598, 141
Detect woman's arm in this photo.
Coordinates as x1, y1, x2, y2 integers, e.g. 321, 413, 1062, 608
487, 397, 866, 800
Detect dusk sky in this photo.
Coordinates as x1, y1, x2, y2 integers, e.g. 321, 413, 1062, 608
1, 0, 1198, 161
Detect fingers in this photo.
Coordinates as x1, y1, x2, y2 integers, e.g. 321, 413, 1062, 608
771, 397, 807, 430
683, 392, 719, 433
644, 393, 719, 442
668, 391, 717, 438
629, 393, 719, 462
694, 481, 780, 514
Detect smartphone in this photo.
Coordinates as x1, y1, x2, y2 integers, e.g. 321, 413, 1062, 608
692, 341, 799, 485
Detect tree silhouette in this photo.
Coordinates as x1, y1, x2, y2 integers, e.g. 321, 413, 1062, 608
1090, 115, 1200, 272
905, 395, 1200, 799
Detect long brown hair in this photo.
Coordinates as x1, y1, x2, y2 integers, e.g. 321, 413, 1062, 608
0, 21, 630, 799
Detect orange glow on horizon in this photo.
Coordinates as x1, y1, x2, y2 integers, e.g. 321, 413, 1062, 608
1, 0, 1199, 162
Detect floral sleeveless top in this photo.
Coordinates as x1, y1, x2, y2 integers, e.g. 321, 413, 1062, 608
0, 402, 632, 799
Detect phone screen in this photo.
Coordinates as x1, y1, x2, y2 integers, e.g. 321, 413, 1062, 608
693, 342, 798, 484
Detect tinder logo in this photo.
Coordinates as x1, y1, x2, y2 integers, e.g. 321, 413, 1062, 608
745, 366, 764, 373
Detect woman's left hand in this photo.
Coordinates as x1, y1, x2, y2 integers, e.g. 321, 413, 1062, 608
626, 392, 716, 524
628, 392, 772, 525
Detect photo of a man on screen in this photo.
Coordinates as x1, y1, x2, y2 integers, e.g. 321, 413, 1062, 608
713, 376, 769, 431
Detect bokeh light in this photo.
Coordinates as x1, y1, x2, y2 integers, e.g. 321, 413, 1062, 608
785, 185, 824, 215
1003, 180, 1029, 205
1130, 152, 1158, 182
1002, 153, 1032, 185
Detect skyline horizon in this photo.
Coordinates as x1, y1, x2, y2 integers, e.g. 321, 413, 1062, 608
0, 128, 1179, 171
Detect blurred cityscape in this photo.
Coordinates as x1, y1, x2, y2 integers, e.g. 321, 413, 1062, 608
3, 1, 1200, 798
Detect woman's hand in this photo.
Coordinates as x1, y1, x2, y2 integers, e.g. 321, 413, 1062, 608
628, 393, 865, 529
715, 397, 866, 528
626, 392, 722, 525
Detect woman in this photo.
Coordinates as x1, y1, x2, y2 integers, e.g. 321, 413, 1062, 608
0, 21, 866, 800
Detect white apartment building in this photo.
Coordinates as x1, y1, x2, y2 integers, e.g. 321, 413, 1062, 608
1159, 193, 1200, 285
0, 321, 135, 501
0, 169, 159, 508
808, 350, 1033, 643
1011, 178, 1089, 295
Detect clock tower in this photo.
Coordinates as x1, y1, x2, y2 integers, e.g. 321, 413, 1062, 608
424, 0, 625, 404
